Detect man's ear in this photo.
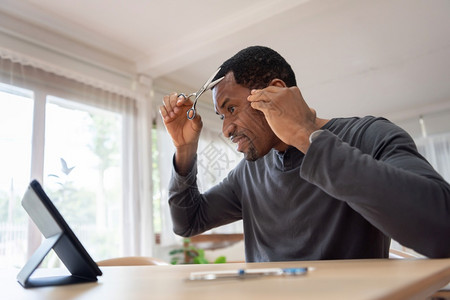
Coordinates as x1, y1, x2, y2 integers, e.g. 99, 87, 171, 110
269, 79, 287, 87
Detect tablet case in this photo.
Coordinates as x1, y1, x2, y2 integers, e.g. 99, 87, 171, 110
17, 180, 102, 288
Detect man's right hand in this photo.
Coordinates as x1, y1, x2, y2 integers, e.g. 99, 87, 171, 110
159, 93, 203, 175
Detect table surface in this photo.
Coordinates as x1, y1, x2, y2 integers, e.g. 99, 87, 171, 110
2, 258, 450, 300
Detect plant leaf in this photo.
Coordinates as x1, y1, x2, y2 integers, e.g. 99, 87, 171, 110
193, 256, 209, 264
214, 256, 226, 264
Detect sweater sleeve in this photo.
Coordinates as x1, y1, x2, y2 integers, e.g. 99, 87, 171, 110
168, 155, 242, 237
300, 123, 450, 258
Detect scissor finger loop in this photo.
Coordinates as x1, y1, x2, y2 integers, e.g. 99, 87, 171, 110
187, 107, 196, 120
177, 93, 195, 100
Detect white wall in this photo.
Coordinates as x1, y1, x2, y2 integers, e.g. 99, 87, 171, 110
394, 108, 450, 140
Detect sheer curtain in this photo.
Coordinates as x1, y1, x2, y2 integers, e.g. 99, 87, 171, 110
0, 49, 153, 262
196, 110, 243, 234
156, 108, 177, 246
415, 133, 450, 183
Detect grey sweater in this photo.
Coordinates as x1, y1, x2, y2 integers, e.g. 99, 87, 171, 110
168, 116, 450, 261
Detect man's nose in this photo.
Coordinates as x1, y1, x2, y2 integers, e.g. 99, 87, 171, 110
222, 119, 235, 138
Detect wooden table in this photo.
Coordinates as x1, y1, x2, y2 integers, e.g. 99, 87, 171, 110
2, 258, 450, 299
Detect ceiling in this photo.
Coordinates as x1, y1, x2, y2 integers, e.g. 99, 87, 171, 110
1, 0, 450, 125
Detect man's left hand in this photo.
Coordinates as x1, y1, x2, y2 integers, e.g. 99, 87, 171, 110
247, 84, 319, 153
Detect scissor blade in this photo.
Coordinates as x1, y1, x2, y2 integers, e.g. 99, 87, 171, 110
195, 68, 223, 99
203, 68, 222, 89
206, 76, 224, 90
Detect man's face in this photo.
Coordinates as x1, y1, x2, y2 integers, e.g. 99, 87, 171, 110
212, 73, 280, 161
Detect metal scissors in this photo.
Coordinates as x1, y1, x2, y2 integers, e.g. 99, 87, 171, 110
179, 68, 224, 120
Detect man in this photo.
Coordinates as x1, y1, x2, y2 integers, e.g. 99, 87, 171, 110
160, 46, 450, 262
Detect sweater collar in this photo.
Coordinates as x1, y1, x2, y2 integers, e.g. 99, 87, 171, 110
273, 146, 304, 171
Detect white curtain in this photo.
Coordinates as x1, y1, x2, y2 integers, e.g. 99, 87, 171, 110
121, 92, 154, 256
196, 112, 243, 234
415, 133, 450, 183
156, 109, 178, 247
0, 50, 153, 257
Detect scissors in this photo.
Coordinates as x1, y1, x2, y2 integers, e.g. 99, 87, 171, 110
179, 68, 224, 120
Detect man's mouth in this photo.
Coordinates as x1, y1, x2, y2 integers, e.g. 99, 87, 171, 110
230, 135, 249, 152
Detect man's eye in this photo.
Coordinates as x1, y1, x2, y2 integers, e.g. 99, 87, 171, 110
228, 106, 235, 114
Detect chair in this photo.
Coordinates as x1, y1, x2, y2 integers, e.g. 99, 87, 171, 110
388, 248, 420, 259
96, 256, 169, 266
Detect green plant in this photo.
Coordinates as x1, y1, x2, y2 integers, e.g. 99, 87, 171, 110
169, 238, 226, 265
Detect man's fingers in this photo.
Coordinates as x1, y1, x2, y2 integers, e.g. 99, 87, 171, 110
165, 92, 189, 109
249, 99, 268, 112
247, 89, 268, 103
163, 92, 192, 119
159, 105, 170, 122
248, 86, 282, 103
163, 93, 176, 112
176, 93, 189, 107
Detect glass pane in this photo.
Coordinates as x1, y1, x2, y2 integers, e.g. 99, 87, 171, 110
152, 127, 161, 234
43, 96, 122, 263
0, 83, 33, 268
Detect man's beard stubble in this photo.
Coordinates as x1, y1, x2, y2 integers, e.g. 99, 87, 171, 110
244, 142, 259, 161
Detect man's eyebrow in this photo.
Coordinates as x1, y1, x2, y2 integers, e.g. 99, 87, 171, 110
220, 98, 231, 109
215, 98, 231, 115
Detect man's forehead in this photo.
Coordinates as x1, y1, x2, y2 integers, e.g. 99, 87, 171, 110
213, 71, 241, 96
215, 75, 252, 107
212, 87, 225, 115
212, 75, 232, 105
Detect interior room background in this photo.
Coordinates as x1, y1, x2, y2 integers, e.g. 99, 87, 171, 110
1, 0, 449, 268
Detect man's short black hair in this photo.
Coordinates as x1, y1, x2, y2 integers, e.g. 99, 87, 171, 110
213, 46, 297, 89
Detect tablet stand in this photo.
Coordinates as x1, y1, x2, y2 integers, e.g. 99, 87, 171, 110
17, 180, 102, 288
17, 233, 99, 288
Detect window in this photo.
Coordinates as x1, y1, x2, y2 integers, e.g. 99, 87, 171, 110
0, 84, 34, 268
43, 97, 123, 261
0, 85, 125, 267
0, 56, 152, 268
152, 127, 162, 234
